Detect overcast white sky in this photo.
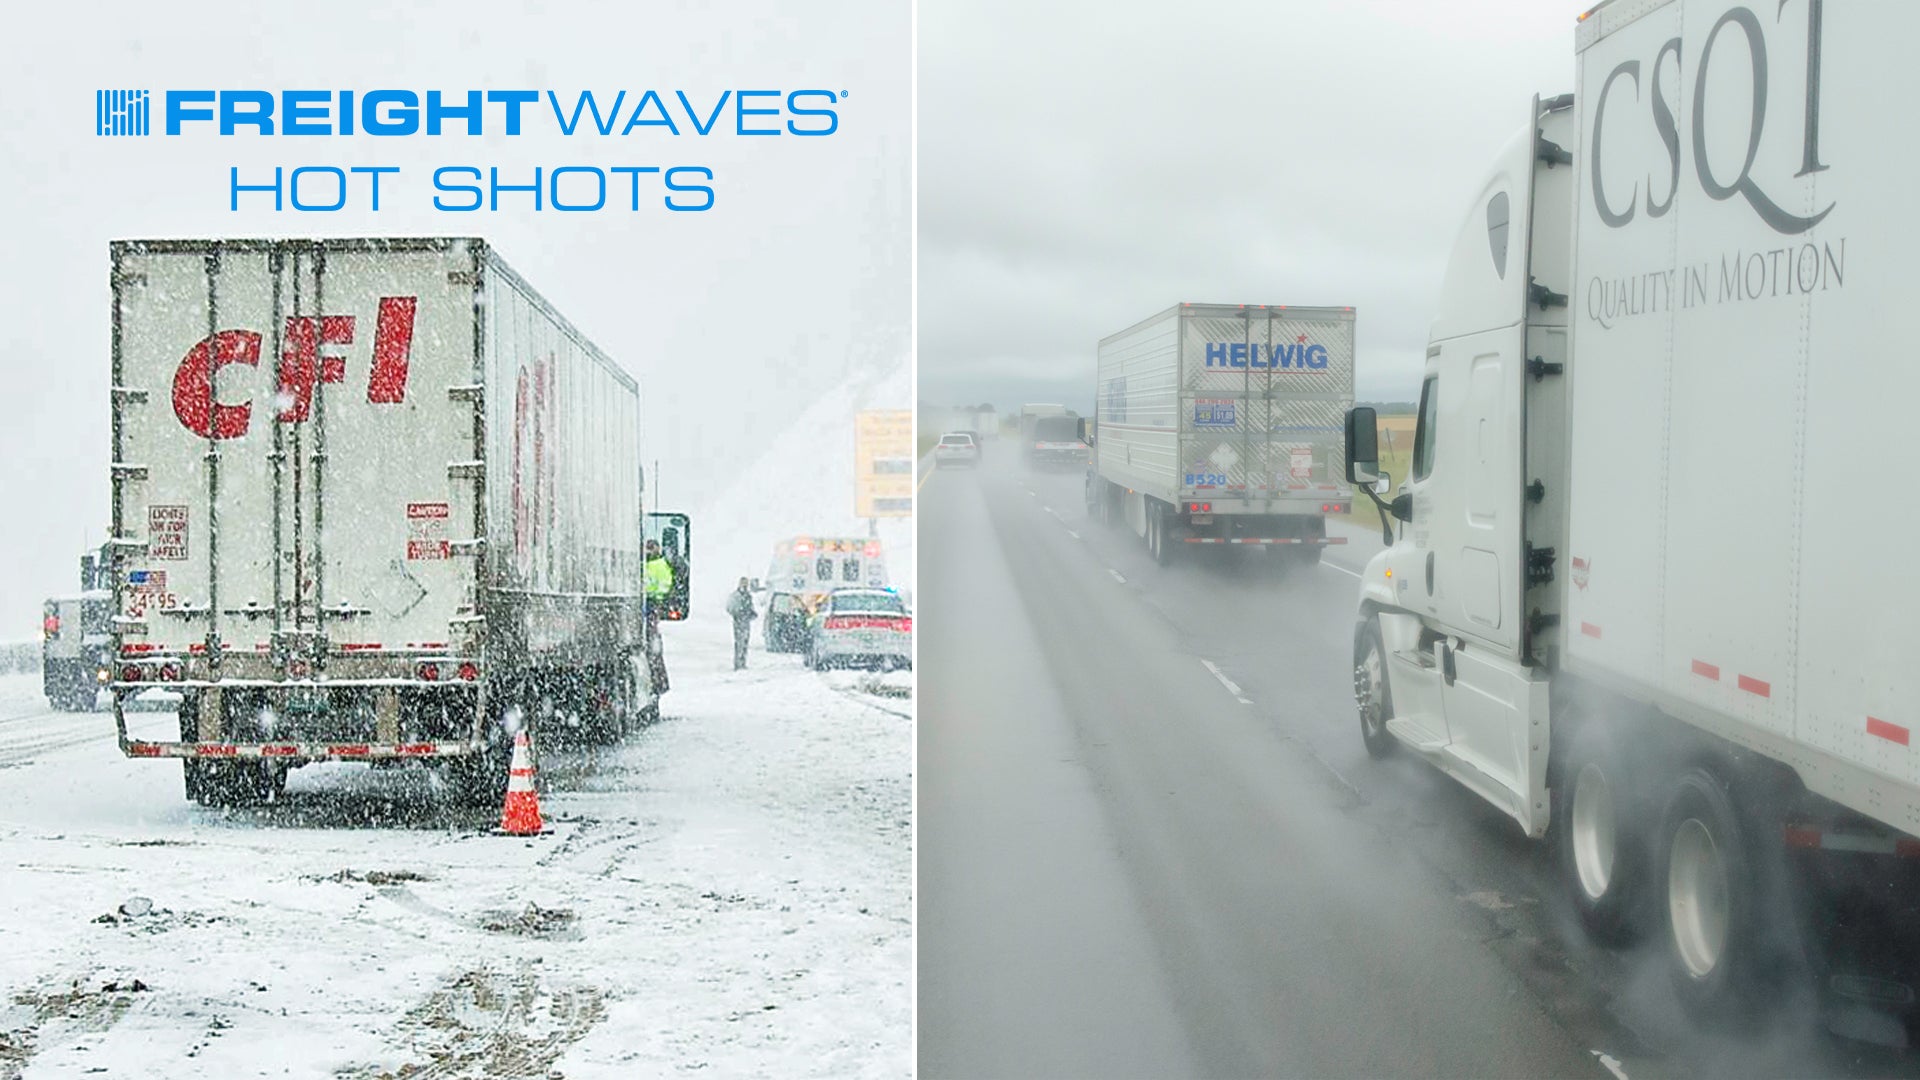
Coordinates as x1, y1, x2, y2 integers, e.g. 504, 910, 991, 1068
919, 0, 1585, 412
0, 0, 907, 638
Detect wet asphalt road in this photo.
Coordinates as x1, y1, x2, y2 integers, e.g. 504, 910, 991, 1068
916, 449, 1919, 1080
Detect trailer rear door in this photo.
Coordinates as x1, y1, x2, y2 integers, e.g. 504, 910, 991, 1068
113, 241, 479, 658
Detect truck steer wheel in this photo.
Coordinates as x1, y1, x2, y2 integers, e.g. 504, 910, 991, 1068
1354, 618, 1395, 758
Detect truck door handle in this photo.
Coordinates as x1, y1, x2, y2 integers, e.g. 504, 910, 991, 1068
1425, 551, 1435, 596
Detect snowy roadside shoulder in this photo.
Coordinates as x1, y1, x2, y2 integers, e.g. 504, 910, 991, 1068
0, 609, 911, 1080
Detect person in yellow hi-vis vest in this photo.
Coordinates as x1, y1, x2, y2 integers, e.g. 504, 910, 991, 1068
643, 539, 675, 694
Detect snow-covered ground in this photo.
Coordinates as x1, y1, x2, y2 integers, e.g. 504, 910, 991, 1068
0, 610, 910, 1078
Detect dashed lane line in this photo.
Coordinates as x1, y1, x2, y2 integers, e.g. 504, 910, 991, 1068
1200, 660, 1252, 705
1108, 569, 1126, 584
1321, 561, 1362, 580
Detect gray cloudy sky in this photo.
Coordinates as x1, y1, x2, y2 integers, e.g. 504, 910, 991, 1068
919, 0, 1584, 412
0, 0, 906, 638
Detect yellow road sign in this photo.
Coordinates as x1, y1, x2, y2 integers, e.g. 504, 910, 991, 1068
855, 409, 913, 518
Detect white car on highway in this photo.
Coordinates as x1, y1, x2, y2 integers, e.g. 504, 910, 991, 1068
933, 432, 981, 468
806, 589, 913, 672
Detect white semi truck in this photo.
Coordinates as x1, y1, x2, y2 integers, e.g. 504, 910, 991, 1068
1088, 303, 1355, 565
1345, 0, 1918, 1023
109, 238, 686, 807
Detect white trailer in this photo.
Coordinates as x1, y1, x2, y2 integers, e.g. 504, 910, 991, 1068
1089, 303, 1356, 565
1346, 0, 1920, 1023
109, 238, 665, 806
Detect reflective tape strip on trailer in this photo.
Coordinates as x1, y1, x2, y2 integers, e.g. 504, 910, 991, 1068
123, 740, 481, 760
1182, 536, 1350, 545
1784, 825, 1920, 858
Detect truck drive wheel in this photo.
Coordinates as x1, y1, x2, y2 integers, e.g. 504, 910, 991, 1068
1554, 722, 1650, 945
1657, 765, 1792, 1026
1354, 617, 1396, 758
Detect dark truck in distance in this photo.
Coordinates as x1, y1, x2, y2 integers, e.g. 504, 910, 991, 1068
42, 547, 114, 711
1022, 414, 1088, 470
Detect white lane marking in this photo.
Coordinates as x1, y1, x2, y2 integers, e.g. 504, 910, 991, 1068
1591, 1051, 1629, 1080
1322, 561, 1362, 580
1065, 529, 1080, 540
1201, 660, 1252, 705
1107, 569, 1126, 584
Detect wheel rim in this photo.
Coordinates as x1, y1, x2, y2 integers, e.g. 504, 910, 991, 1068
1571, 762, 1616, 901
1669, 817, 1730, 979
1355, 638, 1387, 735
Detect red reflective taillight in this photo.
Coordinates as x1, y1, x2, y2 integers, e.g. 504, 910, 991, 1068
158, 663, 182, 682
417, 661, 441, 682
864, 541, 881, 558
457, 661, 479, 682
120, 664, 143, 683
43, 615, 60, 636
825, 615, 911, 632
1188, 502, 1211, 513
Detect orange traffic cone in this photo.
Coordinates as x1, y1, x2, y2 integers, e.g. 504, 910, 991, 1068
498, 731, 544, 835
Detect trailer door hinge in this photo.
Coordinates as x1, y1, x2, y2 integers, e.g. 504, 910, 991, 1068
1526, 479, 1546, 504
1535, 132, 1572, 167
1527, 356, 1565, 381
1528, 280, 1568, 310
1525, 544, 1556, 588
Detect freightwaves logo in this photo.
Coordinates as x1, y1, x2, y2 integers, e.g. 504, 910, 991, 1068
1582, 0, 1846, 330
91, 88, 848, 214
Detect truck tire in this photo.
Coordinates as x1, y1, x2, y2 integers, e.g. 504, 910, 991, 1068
1656, 765, 1787, 1026
1295, 544, 1324, 568
448, 721, 513, 807
1354, 617, 1396, 758
1554, 721, 1650, 945
1148, 504, 1171, 566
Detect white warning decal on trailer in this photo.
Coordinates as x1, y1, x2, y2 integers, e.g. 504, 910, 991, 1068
1290, 447, 1313, 479
406, 502, 450, 560
148, 505, 189, 561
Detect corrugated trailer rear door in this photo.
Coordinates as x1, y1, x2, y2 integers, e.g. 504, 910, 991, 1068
115, 245, 280, 655
288, 245, 478, 651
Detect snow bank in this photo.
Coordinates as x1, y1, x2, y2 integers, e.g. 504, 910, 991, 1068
684, 358, 914, 607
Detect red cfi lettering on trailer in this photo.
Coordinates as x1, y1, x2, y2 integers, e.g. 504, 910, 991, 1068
172, 330, 260, 439
171, 297, 419, 436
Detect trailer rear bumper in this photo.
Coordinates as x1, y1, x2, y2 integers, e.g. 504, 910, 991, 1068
122, 738, 485, 762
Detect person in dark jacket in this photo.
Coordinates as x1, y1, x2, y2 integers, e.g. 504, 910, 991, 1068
725, 577, 758, 670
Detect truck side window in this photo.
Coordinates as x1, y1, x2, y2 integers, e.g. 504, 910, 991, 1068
1412, 375, 1439, 481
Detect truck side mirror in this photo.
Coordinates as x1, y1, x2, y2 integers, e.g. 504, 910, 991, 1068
1390, 492, 1414, 522
1344, 407, 1380, 483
